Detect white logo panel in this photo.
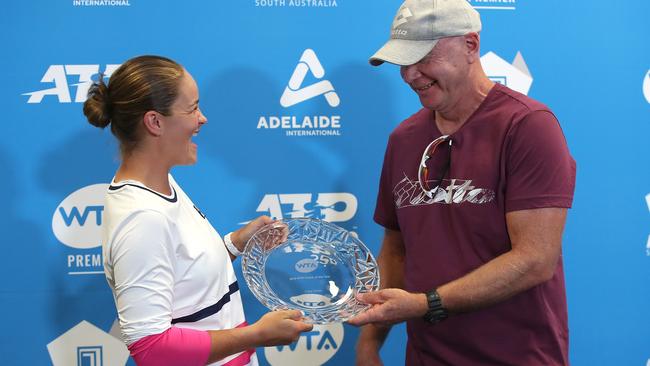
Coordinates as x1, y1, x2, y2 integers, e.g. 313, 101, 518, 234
47, 320, 129, 366
480, 51, 533, 95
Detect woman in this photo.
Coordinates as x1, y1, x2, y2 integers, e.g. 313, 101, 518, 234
83, 55, 312, 366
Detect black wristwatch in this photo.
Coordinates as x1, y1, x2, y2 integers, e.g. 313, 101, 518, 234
423, 289, 449, 324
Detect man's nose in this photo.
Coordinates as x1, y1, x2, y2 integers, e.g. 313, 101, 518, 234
400, 64, 421, 83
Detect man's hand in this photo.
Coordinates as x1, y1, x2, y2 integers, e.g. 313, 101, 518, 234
347, 289, 428, 326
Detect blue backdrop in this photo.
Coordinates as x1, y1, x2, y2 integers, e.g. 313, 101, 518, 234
1, 1, 649, 365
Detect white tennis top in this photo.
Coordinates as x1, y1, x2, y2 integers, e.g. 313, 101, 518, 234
102, 175, 257, 366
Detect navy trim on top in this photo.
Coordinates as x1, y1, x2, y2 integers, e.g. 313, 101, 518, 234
109, 183, 177, 203
171, 282, 240, 324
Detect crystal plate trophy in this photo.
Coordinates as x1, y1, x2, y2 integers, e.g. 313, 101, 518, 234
241, 218, 380, 324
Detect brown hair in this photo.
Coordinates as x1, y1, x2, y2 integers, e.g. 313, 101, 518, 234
83, 55, 184, 156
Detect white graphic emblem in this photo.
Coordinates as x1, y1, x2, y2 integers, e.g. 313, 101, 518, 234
264, 323, 344, 366
47, 320, 129, 366
393, 5, 413, 28
480, 51, 533, 95
394, 176, 495, 208
643, 70, 650, 103
52, 184, 108, 249
280, 49, 340, 108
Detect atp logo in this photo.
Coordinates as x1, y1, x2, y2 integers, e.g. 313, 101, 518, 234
255, 193, 357, 222
280, 49, 340, 108
264, 323, 343, 366
480, 51, 532, 95
23, 64, 120, 103
47, 320, 129, 366
643, 70, 650, 103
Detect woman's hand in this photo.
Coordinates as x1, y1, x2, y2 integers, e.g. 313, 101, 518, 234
231, 216, 288, 252
251, 310, 314, 346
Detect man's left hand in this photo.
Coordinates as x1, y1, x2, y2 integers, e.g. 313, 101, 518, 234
347, 289, 428, 326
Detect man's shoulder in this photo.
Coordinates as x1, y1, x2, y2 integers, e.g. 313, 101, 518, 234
492, 83, 551, 114
390, 108, 432, 139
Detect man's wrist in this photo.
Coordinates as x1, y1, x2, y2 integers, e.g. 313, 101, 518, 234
422, 289, 449, 324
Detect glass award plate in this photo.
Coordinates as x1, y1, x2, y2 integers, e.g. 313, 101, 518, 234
241, 218, 380, 324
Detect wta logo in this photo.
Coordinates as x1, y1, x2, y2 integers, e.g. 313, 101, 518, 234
52, 184, 108, 249
280, 49, 339, 108
264, 323, 343, 366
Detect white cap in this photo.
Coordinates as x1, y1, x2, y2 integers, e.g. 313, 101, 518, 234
370, 0, 482, 66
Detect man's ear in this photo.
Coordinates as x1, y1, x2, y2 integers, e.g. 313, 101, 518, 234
142, 110, 163, 137
465, 32, 480, 63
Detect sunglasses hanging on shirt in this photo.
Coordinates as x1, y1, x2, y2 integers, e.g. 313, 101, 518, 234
418, 135, 453, 198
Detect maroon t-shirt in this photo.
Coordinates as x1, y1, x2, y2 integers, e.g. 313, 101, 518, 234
374, 83, 576, 366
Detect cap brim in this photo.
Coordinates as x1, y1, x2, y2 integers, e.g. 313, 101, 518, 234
369, 38, 439, 66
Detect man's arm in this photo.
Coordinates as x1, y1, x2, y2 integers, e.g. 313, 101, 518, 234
349, 207, 567, 325
437, 207, 566, 312
355, 228, 406, 365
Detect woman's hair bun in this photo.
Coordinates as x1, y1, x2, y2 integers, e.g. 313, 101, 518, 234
83, 77, 111, 128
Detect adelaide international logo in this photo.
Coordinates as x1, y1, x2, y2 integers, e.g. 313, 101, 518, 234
257, 49, 342, 137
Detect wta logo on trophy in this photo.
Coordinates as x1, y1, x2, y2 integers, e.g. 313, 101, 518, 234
52, 184, 108, 275
257, 49, 342, 137
264, 323, 344, 366
23, 64, 120, 103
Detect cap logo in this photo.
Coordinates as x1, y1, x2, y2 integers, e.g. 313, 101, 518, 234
392, 6, 413, 28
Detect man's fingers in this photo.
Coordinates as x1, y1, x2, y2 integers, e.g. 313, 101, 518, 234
356, 290, 385, 305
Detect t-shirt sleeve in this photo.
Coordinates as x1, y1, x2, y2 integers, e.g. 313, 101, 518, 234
505, 110, 577, 212
110, 210, 176, 345
374, 136, 400, 230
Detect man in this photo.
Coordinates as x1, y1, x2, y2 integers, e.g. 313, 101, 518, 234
348, 1, 576, 365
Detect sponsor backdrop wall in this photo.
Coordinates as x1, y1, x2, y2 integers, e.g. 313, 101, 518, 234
1, 1, 649, 365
